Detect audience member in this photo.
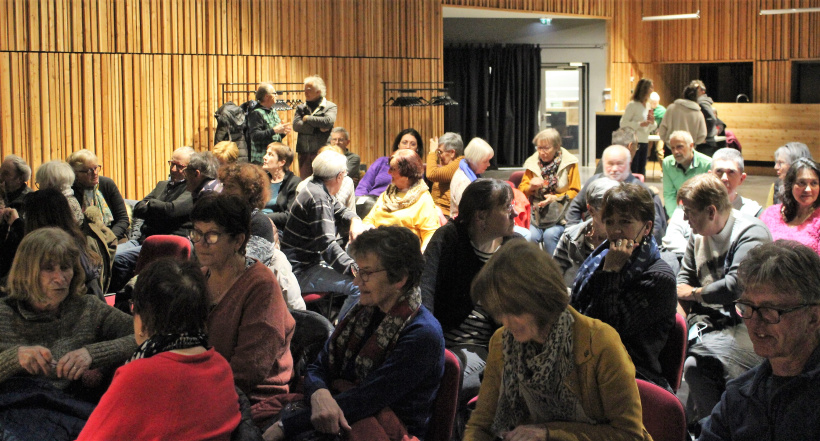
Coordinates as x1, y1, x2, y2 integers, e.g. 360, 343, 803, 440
464, 240, 650, 441
282, 151, 363, 319
212, 140, 240, 166
0, 154, 32, 211
296, 145, 356, 213
699, 240, 820, 441
35, 160, 83, 224
570, 183, 677, 390
190, 194, 295, 424
760, 158, 820, 254
619, 78, 657, 176
329, 127, 361, 185
264, 226, 444, 441
554, 177, 619, 288
219, 162, 278, 262
362, 149, 439, 251
519, 128, 580, 254
68, 149, 130, 241
426, 132, 465, 218
649, 91, 667, 163
293, 75, 337, 178
450, 137, 494, 218
767, 142, 812, 206
594, 126, 638, 175
185, 151, 221, 202
77, 259, 241, 440
662, 130, 712, 218
674, 173, 771, 425
261, 142, 301, 231
692, 80, 718, 157
658, 83, 707, 147
247, 82, 292, 165
355, 128, 423, 218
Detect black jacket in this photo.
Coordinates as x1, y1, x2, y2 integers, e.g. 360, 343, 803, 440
132, 180, 193, 241
266, 171, 301, 231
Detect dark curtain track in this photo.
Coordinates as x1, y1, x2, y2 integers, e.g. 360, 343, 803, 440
443, 45, 541, 167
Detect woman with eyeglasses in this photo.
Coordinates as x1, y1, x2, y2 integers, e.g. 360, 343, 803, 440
760, 158, 820, 255
362, 148, 439, 251
263, 226, 444, 441
190, 193, 295, 426
569, 183, 677, 390
67, 149, 129, 242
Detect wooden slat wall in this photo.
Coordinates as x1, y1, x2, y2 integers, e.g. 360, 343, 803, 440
0, 0, 444, 199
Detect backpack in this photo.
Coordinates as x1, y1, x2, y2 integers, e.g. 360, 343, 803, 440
214, 100, 256, 161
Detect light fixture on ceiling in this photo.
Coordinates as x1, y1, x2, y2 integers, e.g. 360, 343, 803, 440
642, 10, 700, 21
760, 7, 820, 15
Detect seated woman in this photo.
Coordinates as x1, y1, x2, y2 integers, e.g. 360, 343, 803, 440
421, 178, 520, 406
35, 160, 83, 225
363, 149, 439, 251
465, 240, 650, 441
264, 226, 445, 441
767, 142, 812, 206
355, 128, 423, 218
190, 193, 295, 424
449, 137, 494, 218
67, 149, 130, 242
518, 128, 581, 255
760, 158, 820, 254
0, 228, 135, 441
213, 140, 240, 166
77, 258, 241, 440
569, 183, 678, 390
261, 142, 301, 231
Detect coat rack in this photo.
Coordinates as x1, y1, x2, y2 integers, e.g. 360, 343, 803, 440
382, 81, 458, 154
219, 82, 305, 111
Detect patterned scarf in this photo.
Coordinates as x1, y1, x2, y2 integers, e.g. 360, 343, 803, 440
570, 234, 660, 301
492, 309, 592, 436
127, 332, 209, 363
538, 150, 563, 195
327, 287, 422, 382
379, 179, 429, 213
82, 185, 114, 227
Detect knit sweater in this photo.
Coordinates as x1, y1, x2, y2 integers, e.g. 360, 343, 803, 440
657, 98, 707, 145
0, 295, 136, 385
620, 101, 657, 144
426, 152, 464, 217
363, 189, 440, 252
759, 204, 820, 255
355, 156, 392, 198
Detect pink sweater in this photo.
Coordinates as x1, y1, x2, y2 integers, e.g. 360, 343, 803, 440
760, 204, 820, 254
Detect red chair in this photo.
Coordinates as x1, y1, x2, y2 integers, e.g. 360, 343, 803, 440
658, 313, 688, 392
302, 292, 338, 320
425, 349, 461, 441
508, 170, 525, 188
133, 235, 192, 274
636, 379, 687, 441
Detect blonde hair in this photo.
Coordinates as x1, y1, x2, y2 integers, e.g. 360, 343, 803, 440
532, 128, 561, 149
66, 149, 98, 170
213, 141, 239, 164
7, 228, 86, 304
318, 144, 344, 155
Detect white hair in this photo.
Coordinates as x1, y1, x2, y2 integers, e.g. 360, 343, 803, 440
312, 151, 347, 180
3, 154, 32, 181
35, 160, 75, 191
464, 138, 494, 167
304, 75, 327, 97
669, 130, 694, 146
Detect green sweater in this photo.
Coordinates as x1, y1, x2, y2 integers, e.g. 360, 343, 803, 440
661, 151, 712, 218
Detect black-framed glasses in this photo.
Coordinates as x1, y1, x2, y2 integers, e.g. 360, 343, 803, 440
189, 229, 223, 245
351, 263, 387, 282
76, 165, 102, 175
734, 300, 818, 324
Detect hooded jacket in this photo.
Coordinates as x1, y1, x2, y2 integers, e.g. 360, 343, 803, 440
658, 98, 707, 145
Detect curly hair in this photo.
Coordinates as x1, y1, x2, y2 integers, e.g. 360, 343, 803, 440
391, 128, 424, 157
218, 162, 270, 210
389, 149, 424, 185
780, 158, 820, 223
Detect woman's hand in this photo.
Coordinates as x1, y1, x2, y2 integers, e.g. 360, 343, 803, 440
262, 422, 286, 441
274, 122, 292, 135
536, 194, 557, 208
18, 346, 53, 376
429, 137, 439, 153
602, 238, 636, 272
503, 424, 548, 441
56, 348, 92, 380
309, 388, 350, 435
528, 176, 544, 189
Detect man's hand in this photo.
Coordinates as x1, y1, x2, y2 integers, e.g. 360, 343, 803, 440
349, 218, 365, 243
275, 122, 292, 135
677, 284, 697, 301
18, 346, 54, 376
309, 389, 350, 435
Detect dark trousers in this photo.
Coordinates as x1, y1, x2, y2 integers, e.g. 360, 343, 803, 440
297, 151, 318, 178
631, 142, 649, 176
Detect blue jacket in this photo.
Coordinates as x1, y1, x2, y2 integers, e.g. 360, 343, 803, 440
699, 345, 820, 440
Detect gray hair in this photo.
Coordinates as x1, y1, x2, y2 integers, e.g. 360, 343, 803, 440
464, 138, 493, 167
255, 82, 277, 103
312, 151, 347, 181
612, 127, 637, 148
331, 127, 350, 140
438, 132, 464, 156
739, 240, 820, 304
3, 154, 32, 181
586, 177, 620, 210
712, 148, 745, 172
774, 142, 812, 164
304, 75, 327, 97
602, 144, 632, 164
649, 92, 660, 103
35, 160, 75, 191
174, 146, 196, 159
532, 128, 561, 149
669, 130, 694, 146
187, 152, 219, 179
66, 149, 99, 170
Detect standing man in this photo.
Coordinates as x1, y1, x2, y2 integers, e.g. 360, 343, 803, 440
329, 127, 360, 185
293, 75, 337, 178
662, 130, 712, 218
692, 80, 718, 157
658, 83, 707, 148
247, 82, 292, 165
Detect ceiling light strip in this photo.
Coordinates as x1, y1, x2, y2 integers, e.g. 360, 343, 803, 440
642, 10, 700, 21
760, 7, 820, 15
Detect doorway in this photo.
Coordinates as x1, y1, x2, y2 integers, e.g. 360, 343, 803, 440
540, 64, 589, 163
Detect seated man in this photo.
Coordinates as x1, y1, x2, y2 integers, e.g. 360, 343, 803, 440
700, 240, 820, 441
565, 144, 667, 242
426, 132, 464, 218
281, 150, 363, 319
184, 151, 221, 202
593, 126, 637, 175
662, 130, 712, 218
675, 173, 771, 426
0, 155, 32, 211
329, 127, 361, 185
663, 147, 763, 255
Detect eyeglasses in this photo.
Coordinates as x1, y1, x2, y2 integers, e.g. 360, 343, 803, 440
168, 161, 187, 171
189, 229, 223, 245
76, 165, 102, 175
352, 263, 387, 282
733, 300, 818, 324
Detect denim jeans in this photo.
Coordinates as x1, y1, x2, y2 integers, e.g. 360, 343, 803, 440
529, 224, 565, 255
295, 263, 360, 321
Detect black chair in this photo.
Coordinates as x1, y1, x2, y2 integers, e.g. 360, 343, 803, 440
288, 309, 334, 390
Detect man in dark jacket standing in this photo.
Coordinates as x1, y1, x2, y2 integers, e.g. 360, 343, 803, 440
247, 82, 292, 165
293, 75, 337, 178
693, 79, 718, 157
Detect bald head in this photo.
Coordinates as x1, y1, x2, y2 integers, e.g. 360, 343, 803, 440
601, 145, 632, 182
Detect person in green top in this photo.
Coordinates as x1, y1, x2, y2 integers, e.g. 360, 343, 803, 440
662, 130, 712, 218
649, 92, 667, 163
247, 82, 292, 165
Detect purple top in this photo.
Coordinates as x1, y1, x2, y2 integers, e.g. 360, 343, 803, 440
355, 156, 392, 197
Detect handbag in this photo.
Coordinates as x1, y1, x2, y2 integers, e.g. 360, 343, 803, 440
531, 192, 569, 229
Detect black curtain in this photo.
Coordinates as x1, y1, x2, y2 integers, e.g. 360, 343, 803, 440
444, 44, 541, 167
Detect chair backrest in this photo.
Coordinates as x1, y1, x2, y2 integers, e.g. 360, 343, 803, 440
288, 309, 334, 389
636, 379, 687, 441
633, 173, 645, 182
658, 313, 688, 392
508, 170, 525, 188
133, 234, 192, 275
425, 349, 461, 441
